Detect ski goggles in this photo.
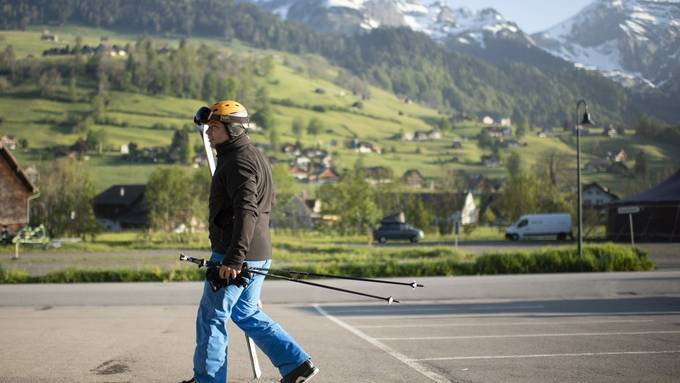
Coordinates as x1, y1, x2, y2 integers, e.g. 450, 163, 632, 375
193, 106, 249, 125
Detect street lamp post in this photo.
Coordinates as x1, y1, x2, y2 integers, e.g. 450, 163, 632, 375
575, 99, 593, 258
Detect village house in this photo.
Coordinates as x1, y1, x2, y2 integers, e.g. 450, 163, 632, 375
393, 131, 414, 141
92, 185, 149, 231
583, 182, 619, 208
0, 144, 38, 236
603, 125, 618, 137
481, 155, 500, 168
585, 158, 611, 173
451, 140, 463, 149
484, 126, 513, 138
467, 175, 502, 195
482, 116, 495, 125
499, 139, 521, 149
611, 150, 628, 163
364, 166, 393, 184
292, 155, 312, 171
349, 138, 381, 154
308, 167, 340, 184
40, 30, 58, 42
402, 169, 425, 188
499, 118, 512, 127
281, 142, 303, 156
288, 165, 309, 181
271, 195, 315, 230
414, 129, 442, 141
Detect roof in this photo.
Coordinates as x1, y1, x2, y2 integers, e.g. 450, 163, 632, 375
93, 184, 146, 206
0, 143, 37, 194
583, 182, 619, 200
619, 169, 680, 204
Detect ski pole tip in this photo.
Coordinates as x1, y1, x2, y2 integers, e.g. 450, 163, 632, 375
410, 281, 424, 289
387, 296, 399, 304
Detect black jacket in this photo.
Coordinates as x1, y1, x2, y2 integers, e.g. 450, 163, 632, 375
209, 134, 274, 267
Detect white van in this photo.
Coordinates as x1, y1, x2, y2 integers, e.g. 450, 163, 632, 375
505, 213, 572, 241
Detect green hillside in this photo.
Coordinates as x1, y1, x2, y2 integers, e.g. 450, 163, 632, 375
0, 27, 678, 197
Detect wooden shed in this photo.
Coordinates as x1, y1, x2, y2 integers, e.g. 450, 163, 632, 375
0, 143, 38, 235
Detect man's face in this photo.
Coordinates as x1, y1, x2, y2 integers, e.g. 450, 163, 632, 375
207, 120, 230, 147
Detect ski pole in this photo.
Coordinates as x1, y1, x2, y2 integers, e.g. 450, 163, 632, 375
248, 267, 423, 289
179, 254, 401, 303
249, 269, 399, 304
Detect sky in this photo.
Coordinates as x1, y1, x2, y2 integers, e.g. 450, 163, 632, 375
450, 0, 594, 33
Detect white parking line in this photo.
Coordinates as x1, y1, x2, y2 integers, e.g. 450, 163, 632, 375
348, 311, 680, 320
313, 304, 453, 383
375, 330, 680, 341
323, 304, 545, 315
409, 350, 680, 361
355, 319, 655, 328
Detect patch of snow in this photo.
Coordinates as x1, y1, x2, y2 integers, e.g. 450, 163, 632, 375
273, 4, 292, 19
326, 0, 363, 10
624, 20, 646, 35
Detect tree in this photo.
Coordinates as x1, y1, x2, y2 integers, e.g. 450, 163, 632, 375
481, 208, 496, 225
403, 194, 433, 232
478, 129, 494, 148
516, 117, 528, 138
292, 116, 305, 141
180, 134, 194, 165
251, 104, 275, 131
318, 164, 381, 235
505, 152, 523, 176
496, 171, 539, 222
30, 158, 99, 239
634, 150, 648, 178
307, 117, 323, 138
38, 68, 62, 98
168, 129, 192, 164
85, 129, 109, 153
269, 124, 280, 152
146, 167, 195, 233
68, 75, 77, 102
272, 163, 294, 196
438, 117, 452, 132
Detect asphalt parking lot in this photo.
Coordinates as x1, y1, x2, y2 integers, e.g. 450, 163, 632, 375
313, 298, 680, 383
0, 271, 679, 382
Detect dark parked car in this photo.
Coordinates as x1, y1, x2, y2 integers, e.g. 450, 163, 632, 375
373, 222, 424, 244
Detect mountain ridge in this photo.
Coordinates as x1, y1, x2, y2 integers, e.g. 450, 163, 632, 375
248, 0, 680, 93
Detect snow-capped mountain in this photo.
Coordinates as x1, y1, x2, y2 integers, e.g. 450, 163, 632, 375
245, 0, 531, 45
532, 0, 680, 88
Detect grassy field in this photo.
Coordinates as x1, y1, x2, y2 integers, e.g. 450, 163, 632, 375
1, 26, 678, 198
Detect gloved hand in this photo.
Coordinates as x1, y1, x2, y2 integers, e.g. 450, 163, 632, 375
205, 264, 252, 292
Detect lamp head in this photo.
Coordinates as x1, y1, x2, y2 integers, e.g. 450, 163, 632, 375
581, 111, 594, 126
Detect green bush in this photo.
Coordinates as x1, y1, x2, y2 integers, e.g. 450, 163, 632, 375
0, 265, 29, 283
0, 244, 654, 284
474, 244, 654, 275
31, 267, 204, 283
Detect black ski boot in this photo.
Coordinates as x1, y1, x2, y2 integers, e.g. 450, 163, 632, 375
281, 360, 319, 383
178, 377, 195, 383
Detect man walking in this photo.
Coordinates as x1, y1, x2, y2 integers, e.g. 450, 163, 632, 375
184, 100, 318, 383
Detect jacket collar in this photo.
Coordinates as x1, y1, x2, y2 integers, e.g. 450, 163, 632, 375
216, 134, 250, 156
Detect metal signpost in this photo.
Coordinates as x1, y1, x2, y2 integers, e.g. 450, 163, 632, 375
451, 212, 461, 249
617, 206, 640, 246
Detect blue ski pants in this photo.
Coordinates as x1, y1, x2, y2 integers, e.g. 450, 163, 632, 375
193, 254, 310, 383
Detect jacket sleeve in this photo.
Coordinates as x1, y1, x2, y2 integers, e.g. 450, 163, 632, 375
221, 157, 259, 268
